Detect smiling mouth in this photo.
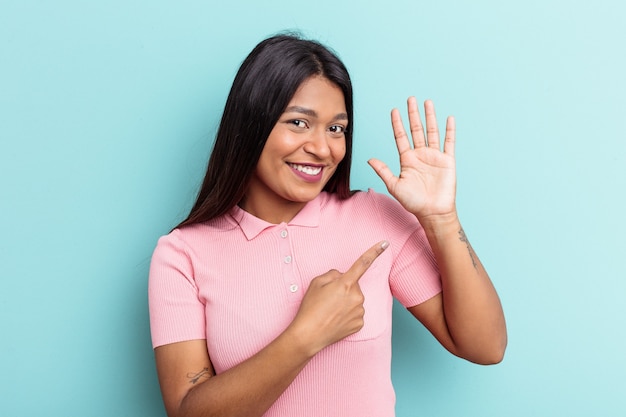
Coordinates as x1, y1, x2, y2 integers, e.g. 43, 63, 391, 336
288, 163, 323, 176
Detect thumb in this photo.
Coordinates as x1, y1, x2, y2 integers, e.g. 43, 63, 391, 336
368, 159, 397, 191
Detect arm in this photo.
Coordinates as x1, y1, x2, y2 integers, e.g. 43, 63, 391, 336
368, 98, 507, 365
408, 214, 506, 364
153, 240, 389, 417
155, 331, 311, 417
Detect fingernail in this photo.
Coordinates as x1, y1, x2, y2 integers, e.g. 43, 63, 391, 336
381, 240, 389, 250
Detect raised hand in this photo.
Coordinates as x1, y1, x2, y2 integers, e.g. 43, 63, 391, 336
368, 97, 457, 221
288, 240, 389, 355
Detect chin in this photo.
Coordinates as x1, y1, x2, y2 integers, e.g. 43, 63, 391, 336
288, 188, 324, 203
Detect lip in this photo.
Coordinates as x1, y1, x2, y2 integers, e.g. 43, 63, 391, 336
287, 162, 325, 183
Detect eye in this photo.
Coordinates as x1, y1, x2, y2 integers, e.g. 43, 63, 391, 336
288, 119, 309, 129
328, 125, 346, 137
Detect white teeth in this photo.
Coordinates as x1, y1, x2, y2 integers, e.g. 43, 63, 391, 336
289, 163, 322, 176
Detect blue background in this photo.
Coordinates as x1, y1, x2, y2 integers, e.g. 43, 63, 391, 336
1, 1, 625, 415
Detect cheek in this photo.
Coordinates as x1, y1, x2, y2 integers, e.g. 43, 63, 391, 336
332, 141, 347, 162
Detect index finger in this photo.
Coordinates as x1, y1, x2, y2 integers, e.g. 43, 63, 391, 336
343, 240, 389, 284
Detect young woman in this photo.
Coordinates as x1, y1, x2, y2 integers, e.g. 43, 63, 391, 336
149, 34, 506, 417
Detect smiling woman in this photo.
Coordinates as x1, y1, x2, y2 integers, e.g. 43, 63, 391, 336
173, 35, 355, 229
148, 33, 506, 417
243, 76, 348, 223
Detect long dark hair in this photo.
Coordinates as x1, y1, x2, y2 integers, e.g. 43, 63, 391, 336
177, 33, 354, 229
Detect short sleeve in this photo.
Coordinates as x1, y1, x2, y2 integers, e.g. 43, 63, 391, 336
370, 191, 442, 307
148, 230, 206, 348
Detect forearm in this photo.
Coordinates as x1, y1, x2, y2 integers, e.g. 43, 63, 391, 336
420, 212, 507, 364
176, 328, 314, 417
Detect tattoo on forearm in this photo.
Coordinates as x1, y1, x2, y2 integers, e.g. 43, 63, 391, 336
458, 228, 478, 270
187, 368, 212, 384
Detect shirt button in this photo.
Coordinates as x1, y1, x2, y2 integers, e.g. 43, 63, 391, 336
289, 284, 298, 293
280, 230, 288, 238
284, 255, 292, 264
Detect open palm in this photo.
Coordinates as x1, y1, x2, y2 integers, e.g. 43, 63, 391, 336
368, 98, 457, 220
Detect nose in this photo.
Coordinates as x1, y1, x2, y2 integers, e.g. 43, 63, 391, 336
303, 128, 331, 159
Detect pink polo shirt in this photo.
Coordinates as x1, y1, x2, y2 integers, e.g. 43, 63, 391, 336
149, 189, 441, 416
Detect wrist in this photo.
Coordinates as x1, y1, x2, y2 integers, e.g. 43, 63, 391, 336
282, 322, 322, 360
418, 210, 461, 238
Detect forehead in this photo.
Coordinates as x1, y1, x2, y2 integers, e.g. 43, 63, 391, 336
286, 76, 347, 115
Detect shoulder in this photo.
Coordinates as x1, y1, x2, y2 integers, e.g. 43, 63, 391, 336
323, 189, 408, 217
335, 190, 424, 240
149, 218, 234, 285
322, 188, 389, 208
316, 190, 418, 240
153, 226, 193, 257
152, 215, 238, 260
150, 229, 192, 274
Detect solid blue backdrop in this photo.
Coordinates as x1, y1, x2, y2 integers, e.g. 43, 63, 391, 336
1, 1, 624, 416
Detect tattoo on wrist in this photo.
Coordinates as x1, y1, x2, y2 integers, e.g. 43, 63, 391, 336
187, 368, 212, 384
458, 228, 478, 269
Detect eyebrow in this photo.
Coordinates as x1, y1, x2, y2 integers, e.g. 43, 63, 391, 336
284, 106, 348, 122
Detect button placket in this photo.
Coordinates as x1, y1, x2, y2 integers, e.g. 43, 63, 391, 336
277, 226, 301, 301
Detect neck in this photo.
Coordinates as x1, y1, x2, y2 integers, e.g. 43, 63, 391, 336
238, 197, 306, 224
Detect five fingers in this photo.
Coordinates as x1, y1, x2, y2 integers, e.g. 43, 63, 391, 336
392, 97, 455, 155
